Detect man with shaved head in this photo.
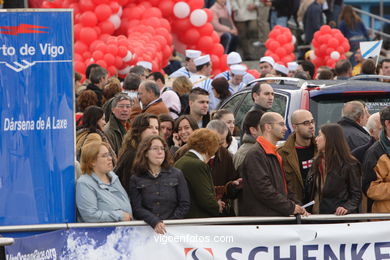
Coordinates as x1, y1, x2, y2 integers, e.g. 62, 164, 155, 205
338, 100, 370, 150
239, 112, 308, 217
278, 109, 317, 202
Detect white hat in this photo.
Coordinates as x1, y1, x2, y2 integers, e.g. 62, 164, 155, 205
185, 49, 201, 59
194, 54, 211, 66
259, 56, 275, 67
137, 61, 152, 71
287, 61, 298, 71
227, 52, 242, 65
274, 63, 288, 75
230, 64, 246, 75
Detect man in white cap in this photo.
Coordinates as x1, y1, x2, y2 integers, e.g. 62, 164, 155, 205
190, 54, 219, 111
259, 56, 275, 75
274, 63, 288, 77
215, 51, 255, 84
169, 49, 202, 78
287, 62, 299, 77
136, 61, 152, 74
228, 64, 247, 94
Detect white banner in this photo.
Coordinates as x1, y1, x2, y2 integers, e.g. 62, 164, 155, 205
5, 221, 390, 259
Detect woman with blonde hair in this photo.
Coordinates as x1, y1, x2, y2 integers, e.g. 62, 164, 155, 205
174, 128, 225, 218
76, 141, 132, 222
129, 135, 190, 234
172, 76, 193, 114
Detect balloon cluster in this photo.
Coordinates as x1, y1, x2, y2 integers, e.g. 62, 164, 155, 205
311, 25, 350, 69
264, 25, 295, 66
41, 0, 228, 79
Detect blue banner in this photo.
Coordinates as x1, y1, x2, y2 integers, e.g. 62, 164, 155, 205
0, 10, 75, 225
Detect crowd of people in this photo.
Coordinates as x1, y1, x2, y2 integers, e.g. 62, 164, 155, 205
73, 50, 390, 235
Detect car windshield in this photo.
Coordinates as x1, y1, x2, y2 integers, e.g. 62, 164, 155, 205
310, 94, 390, 129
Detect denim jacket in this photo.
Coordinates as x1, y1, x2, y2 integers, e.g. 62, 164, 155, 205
129, 167, 190, 228
76, 171, 132, 222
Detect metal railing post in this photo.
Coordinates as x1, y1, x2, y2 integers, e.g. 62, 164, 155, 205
0, 237, 15, 260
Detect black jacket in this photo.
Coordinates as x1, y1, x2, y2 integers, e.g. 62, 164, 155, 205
86, 83, 104, 107
306, 160, 362, 214
129, 167, 190, 228
338, 117, 370, 151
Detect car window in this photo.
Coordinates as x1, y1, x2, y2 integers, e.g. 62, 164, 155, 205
310, 95, 390, 129
221, 92, 245, 114
235, 92, 254, 128
271, 93, 287, 118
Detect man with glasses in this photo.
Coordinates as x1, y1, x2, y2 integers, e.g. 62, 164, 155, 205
239, 112, 308, 217
278, 110, 317, 203
104, 94, 132, 155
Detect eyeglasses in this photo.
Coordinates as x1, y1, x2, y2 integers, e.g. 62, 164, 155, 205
294, 119, 315, 126
149, 146, 165, 152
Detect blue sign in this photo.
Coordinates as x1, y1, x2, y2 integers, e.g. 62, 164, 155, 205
0, 10, 75, 225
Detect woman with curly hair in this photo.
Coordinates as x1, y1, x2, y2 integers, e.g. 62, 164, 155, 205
174, 128, 225, 218
114, 113, 159, 193
75, 90, 98, 126
129, 135, 190, 234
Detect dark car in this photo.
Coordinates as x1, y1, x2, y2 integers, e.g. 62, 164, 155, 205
220, 77, 390, 135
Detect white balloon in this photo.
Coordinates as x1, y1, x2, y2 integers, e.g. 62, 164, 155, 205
109, 15, 121, 30
122, 51, 133, 62
190, 9, 208, 27
173, 2, 190, 19
117, 6, 123, 17
118, 65, 131, 75
330, 51, 340, 60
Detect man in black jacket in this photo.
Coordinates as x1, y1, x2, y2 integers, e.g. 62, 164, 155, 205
86, 66, 108, 107
338, 100, 370, 151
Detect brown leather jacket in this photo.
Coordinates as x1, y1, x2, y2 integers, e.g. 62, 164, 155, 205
277, 133, 317, 203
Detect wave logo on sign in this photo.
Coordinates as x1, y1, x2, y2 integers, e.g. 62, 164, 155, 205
0, 24, 71, 72
184, 248, 214, 260
0, 24, 48, 35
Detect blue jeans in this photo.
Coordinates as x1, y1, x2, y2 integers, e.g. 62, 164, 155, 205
220, 32, 239, 54
270, 10, 288, 28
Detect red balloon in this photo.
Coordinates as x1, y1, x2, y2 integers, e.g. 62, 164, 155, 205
74, 41, 88, 54
144, 17, 161, 28
219, 54, 228, 71
211, 43, 224, 57
99, 21, 115, 34
197, 35, 214, 52
92, 0, 108, 5
328, 38, 339, 49
173, 18, 192, 33
183, 27, 200, 45
74, 53, 83, 61
211, 31, 220, 44
108, 66, 117, 76
275, 47, 287, 58
96, 59, 107, 68
104, 53, 115, 66
160, 19, 171, 31
75, 61, 86, 74
82, 51, 92, 59
142, 7, 162, 19
79, 27, 97, 45
109, 2, 120, 14
92, 50, 104, 60
155, 35, 168, 47
320, 25, 332, 33
276, 34, 287, 44
248, 69, 260, 79
74, 23, 82, 41
211, 54, 220, 69
79, 0, 94, 12
118, 46, 128, 57
268, 40, 280, 51
204, 9, 213, 23
187, 0, 204, 10
126, 7, 142, 20
95, 4, 112, 22
158, 0, 174, 17
115, 57, 123, 68
106, 44, 118, 55
198, 23, 213, 36
80, 11, 98, 27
